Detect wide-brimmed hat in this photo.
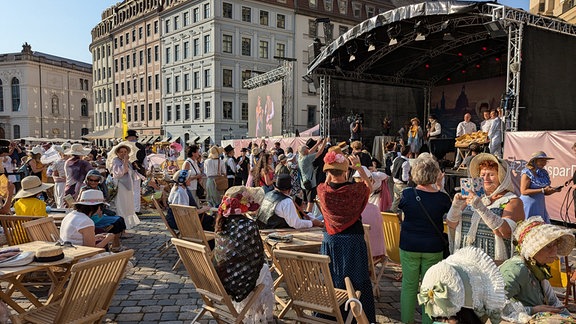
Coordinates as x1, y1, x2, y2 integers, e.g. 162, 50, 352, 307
514, 216, 575, 260
323, 146, 349, 172
208, 146, 224, 159
64, 144, 91, 156
105, 141, 138, 170
15, 176, 54, 199
75, 189, 108, 206
84, 170, 105, 184
274, 174, 292, 191
218, 186, 265, 217
468, 153, 513, 194
419, 246, 506, 319
224, 144, 234, 154
411, 117, 420, 124
528, 151, 554, 166
172, 169, 190, 184
31, 146, 44, 155
53, 145, 65, 154
277, 154, 286, 162
352, 166, 372, 179
337, 141, 349, 152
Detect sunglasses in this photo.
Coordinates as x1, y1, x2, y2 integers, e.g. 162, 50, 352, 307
55, 240, 77, 249
87, 178, 100, 182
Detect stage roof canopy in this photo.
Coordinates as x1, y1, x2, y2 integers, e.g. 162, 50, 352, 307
307, 1, 512, 87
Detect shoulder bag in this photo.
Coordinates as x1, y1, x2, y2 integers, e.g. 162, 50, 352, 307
413, 188, 450, 259
214, 160, 229, 191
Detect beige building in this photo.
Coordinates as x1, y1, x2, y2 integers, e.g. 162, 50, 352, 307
0, 43, 93, 140
530, 0, 576, 22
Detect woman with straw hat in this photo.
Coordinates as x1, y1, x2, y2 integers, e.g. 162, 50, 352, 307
13, 176, 54, 216
203, 146, 226, 207
499, 216, 575, 320
519, 151, 562, 224
109, 143, 140, 230
64, 144, 93, 199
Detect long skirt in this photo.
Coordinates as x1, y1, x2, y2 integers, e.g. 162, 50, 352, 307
115, 180, 140, 230
321, 232, 376, 322
206, 177, 222, 207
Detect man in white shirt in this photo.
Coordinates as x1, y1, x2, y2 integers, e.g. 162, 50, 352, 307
488, 109, 503, 157
454, 113, 477, 169
256, 174, 323, 229
391, 146, 411, 213
223, 145, 237, 188
480, 109, 492, 133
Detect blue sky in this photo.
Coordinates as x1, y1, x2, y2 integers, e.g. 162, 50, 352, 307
0, 0, 529, 64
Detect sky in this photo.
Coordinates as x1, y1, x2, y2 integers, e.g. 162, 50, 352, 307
0, 0, 529, 64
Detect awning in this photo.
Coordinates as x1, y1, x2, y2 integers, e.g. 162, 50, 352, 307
82, 127, 124, 140
147, 136, 161, 144
197, 135, 210, 143
169, 136, 180, 143
159, 136, 171, 143
187, 136, 200, 145
138, 135, 148, 143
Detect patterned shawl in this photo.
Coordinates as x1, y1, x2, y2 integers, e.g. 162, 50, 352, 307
317, 182, 370, 235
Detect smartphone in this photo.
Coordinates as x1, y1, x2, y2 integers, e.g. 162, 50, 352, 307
460, 178, 485, 197
553, 185, 563, 191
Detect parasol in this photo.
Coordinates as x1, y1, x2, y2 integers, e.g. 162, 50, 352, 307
147, 153, 167, 168
169, 142, 182, 152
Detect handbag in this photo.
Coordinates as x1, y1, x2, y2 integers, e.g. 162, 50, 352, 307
413, 188, 450, 259
215, 160, 229, 191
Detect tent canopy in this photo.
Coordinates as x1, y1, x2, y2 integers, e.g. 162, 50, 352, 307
83, 127, 124, 140
307, 1, 508, 87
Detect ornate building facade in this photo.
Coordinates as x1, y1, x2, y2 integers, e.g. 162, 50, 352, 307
0, 43, 93, 140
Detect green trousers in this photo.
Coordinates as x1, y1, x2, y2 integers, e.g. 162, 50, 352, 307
400, 249, 443, 324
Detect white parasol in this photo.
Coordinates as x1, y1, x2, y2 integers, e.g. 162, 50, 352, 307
106, 141, 139, 170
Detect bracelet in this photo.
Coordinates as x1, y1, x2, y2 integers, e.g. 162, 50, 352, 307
355, 163, 361, 167
542, 188, 545, 194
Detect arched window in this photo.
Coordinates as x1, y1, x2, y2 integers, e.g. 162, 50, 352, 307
51, 94, 60, 116
81, 128, 89, 136
0, 79, 4, 112
13, 125, 20, 139
11, 78, 20, 112
81, 98, 88, 117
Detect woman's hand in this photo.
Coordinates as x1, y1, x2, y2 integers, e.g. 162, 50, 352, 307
453, 193, 468, 211
348, 155, 362, 170
532, 305, 564, 314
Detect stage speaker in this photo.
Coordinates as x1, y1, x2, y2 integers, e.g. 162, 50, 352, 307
484, 20, 508, 38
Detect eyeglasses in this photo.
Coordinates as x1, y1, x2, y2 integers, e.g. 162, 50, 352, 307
55, 240, 77, 249
87, 179, 100, 182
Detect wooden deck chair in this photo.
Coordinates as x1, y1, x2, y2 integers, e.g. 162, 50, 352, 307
363, 224, 386, 297
273, 250, 352, 324
172, 238, 265, 323
23, 217, 60, 242
152, 198, 182, 270
381, 212, 401, 264
548, 256, 576, 306
11, 249, 134, 324
344, 277, 369, 324
0, 215, 42, 246
170, 204, 214, 250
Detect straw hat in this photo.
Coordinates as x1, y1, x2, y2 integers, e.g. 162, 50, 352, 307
419, 246, 506, 320
172, 169, 190, 184
106, 141, 138, 170
514, 216, 575, 260
64, 143, 91, 156
528, 151, 554, 166
323, 146, 349, 172
15, 176, 54, 199
75, 189, 109, 206
467, 153, 513, 193
31, 146, 44, 155
53, 145, 65, 154
218, 186, 265, 217
208, 146, 224, 159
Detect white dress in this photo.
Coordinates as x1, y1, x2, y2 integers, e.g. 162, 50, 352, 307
112, 157, 140, 229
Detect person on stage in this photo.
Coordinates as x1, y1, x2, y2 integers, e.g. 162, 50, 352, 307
454, 113, 477, 169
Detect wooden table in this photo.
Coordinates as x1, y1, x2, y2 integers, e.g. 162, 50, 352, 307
0, 241, 103, 313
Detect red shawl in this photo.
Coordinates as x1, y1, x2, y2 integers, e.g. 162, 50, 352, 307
317, 182, 370, 235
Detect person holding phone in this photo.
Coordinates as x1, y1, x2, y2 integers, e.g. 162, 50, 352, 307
446, 153, 525, 263
519, 151, 561, 224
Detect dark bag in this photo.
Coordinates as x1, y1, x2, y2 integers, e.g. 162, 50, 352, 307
215, 160, 229, 191
196, 183, 206, 200
302, 179, 313, 191
413, 188, 450, 259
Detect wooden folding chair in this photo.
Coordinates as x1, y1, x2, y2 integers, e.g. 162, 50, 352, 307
11, 249, 134, 324
170, 204, 214, 250
172, 238, 264, 324
273, 250, 352, 324
381, 212, 401, 264
152, 198, 182, 270
344, 277, 369, 324
363, 224, 387, 297
0, 215, 42, 246
23, 217, 61, 242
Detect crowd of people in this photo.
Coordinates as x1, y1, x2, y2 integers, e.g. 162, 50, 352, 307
1, 126, 576, 323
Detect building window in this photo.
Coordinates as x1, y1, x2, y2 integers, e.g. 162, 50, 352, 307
132, 30, 136, 42
338, 0, 348, 15
194, 102, 200, 119
139, 50, 144, 65
175, 104, 181, 121
175, 75, 180, 92
154, 21, 159, 33
223, 69, 233, 87
223, 101, 233, 120
134, 105, 138, 121
194, 71, 200, 89
155, 74, 159, 90
147, 23, 151, 37
260, 10, 269, 25
204, 69, 211, 87
133, 78, 137, 93
352, 2, 362, 18
11, 77, 20, 112
155, 102, 160, 120
183, 12, 189, 26
120, 35, 123, 46
259, 41, 268, 59
115, 59, 118, 72
308, 20, 317, 37
166, 105, 172, 121
242, 7, 251, 22
13, 125, 20, 139
242, 37, 251, 56
204, 3, 210, 19
223, 3, 232, 18
223, 35, 232, 53
184, 73, 190, 91
166, 77, 171, 94
241, 102, 248, 120
127, 81, 131, 94
174, 44, 180, 61
165, 47, 171, 64
116, 107, 120, 123
51, 94, 59, 116
126, 55, 130, 69
366, 5, 375, 18
0, 80, 3, 111
165, 19, 170, 33
184, 41, 189, 59
325, 0, 333, 11
242, 70, 252, 82
140, 104, 145, 121
121, 82, 125, 95
193, 7, 199, 22
108, 89, 112, 102
276, 43, 285, 58
307, 105, 317, 128
193, 38, 199, 56
205, 101, 211, 118
277, 14, 285, 29
174, 16, 179, 30
139, 26, 143, 39
154, 45, 159, 61
148, 103, 153, 120
125, 33, 129, 44
185, 103, 190, 120
309, 0, 317, 8
140, 77, 144, 93
204, 35, 211, 53
339, 25, 348, 36
81, 98, 89, 117
148, 76, 152, 91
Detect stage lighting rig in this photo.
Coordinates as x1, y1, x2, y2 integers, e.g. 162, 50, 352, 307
346, 41, 358, 62
365, 33, 377, 52
414, 20, 430, 41
388, 23, 401, 45
441, 20, 456, 41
